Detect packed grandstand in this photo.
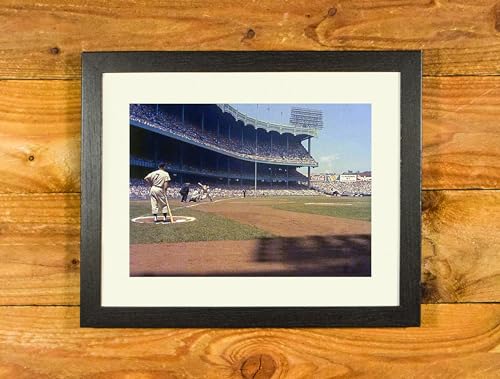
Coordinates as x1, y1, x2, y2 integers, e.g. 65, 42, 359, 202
129, 180, 371, 200
129, 103, 371, 199
130, 104, 316, 166
129, 179, 322, 200
130, 104, 319, 192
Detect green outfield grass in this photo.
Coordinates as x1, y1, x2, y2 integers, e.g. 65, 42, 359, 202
130, 201, 273, 244
270, 196, 371, 221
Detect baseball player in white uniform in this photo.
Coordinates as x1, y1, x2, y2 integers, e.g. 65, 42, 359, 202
144, 163, 173, 223
198, 182, 213, 202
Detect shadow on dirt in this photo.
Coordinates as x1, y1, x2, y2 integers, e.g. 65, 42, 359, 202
250, 234, 371, 276
134, 234, 371, 277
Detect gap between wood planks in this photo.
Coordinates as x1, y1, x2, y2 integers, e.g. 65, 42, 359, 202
0, 302, 498, 308
1, 73, 500, 81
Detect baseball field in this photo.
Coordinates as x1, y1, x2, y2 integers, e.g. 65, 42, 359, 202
130, 195, 371, 276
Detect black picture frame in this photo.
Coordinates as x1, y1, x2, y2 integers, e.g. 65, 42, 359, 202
81, 51, 421, 328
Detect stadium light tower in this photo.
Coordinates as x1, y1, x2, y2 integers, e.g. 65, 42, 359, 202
289, 107, 323, 188
289, 107, 324, 130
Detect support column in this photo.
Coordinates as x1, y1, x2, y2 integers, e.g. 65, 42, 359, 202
286, 167, 289, 188
180, 144, 184, 169
201, 112, 204, 134
227, 159, 230, 185
254, 161, 257, 197
217, 119, 220, 138
307, 137, 312, 188
286, 134, 289, 153
181, 105, 185, 124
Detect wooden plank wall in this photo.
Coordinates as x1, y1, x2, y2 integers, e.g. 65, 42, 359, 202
0, 0, 499, 377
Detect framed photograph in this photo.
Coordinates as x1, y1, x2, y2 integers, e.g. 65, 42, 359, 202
81, 51, 421, 327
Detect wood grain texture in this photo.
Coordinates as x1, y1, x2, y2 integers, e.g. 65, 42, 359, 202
422, 190, 500, 303
0, 76, 498, 194
0, 0, 499, 79
0, 0, 498, 375
0, 305, 498, 378
0, 80, 80, 193
0, 0, 500, 379
0, 193, 80, 305
423, 76, 500, 189
0, 191, 498, 305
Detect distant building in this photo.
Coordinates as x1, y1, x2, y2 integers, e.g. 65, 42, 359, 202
357, 171, 372, 181
326, 174, 338, 182
311, 173, 341, 182
339, 174, 357, 182
357, 175, 372, 181
310, 174, 326, 182
313, 172, 370, 182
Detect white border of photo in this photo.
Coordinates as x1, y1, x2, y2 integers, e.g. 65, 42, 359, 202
101, 72, 400, 307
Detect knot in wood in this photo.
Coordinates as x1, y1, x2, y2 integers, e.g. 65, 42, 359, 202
240, 354, 276, 379
50, 47, 60, 55
495, 3, 500, 32
422, 191, 444, 215
328, 7, 337, 17
245, 29, 256, 39
28, 155, 35, 162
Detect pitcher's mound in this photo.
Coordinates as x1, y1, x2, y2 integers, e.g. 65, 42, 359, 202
131, 215, 196, 224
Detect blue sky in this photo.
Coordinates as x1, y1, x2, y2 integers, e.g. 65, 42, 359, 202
232, 104, 371, 174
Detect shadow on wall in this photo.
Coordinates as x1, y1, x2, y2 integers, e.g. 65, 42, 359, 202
253, 234, 371, 276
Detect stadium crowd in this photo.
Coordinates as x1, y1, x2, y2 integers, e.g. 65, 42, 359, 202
311, 181, 371, 196
130, 155, 307, 182
129, 179, 321, 200
130, 104, 316, 165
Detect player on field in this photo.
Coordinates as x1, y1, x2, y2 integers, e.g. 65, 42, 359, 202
188, 189, 200, 202
198, 182, 213, 202
144, 163, 172, 222
179, 182, 190, 202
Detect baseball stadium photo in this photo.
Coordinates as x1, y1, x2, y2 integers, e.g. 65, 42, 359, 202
130, 104, 371, 276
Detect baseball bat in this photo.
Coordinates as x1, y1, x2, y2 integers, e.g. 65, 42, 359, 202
165, 195, 174, 224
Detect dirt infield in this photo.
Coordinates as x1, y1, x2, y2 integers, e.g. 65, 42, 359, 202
195, 199, 370, 237
130, 197, 371, 276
